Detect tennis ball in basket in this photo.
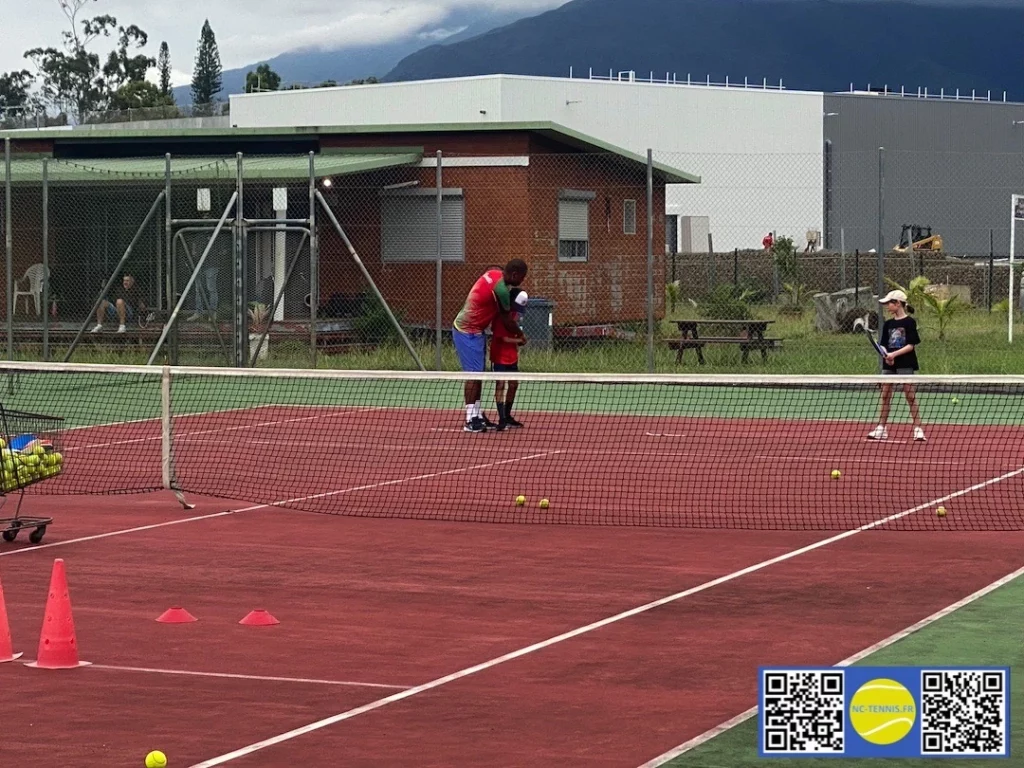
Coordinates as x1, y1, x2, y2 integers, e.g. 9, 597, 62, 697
145, 751, 167, 768
539, 499, 550, 509
32, 444, 45, 456
937, 506, 947, 517
515, 495, 526, 506
831, 470, 841, 480
24, 455, 39, 467
52, 452, 62, 465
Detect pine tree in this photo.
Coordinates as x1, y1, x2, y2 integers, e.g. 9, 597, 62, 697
158, 41, 173, 99
190, 20, 222, 106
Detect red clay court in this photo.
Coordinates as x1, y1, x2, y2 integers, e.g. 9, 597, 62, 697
1, 367, 1023, 767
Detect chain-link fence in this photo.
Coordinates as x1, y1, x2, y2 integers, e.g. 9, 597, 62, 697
2, 142, 1023, 374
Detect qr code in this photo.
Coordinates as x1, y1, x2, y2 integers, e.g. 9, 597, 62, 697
762, 670, 845, 754
920, 670, 1007, 755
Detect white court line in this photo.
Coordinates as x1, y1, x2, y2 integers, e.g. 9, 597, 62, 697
636, 561, 1024, 767
232, 451, 565, 511
84, 663, 410, 691
0, 509, 235, 558
186, 463, 1024, 768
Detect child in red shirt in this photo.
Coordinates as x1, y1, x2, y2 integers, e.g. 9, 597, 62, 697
490, 289, 529, 430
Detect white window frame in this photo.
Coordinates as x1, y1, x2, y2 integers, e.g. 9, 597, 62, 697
380, 187, 466, 263
558, 189, 595, 263
623, 199, 637, 236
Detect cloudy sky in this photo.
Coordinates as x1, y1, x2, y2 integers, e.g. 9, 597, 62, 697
0, 0, 565, 84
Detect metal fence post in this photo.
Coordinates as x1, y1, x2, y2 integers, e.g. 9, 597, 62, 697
4, 138, 12, 364
309, 151, 318, 368
436, 150, 443, 371
165, 154, 176, 365
42, 158, 49, 361
235, 152, 247, 367
876, 147, 886, 315
646, 148, 655, 373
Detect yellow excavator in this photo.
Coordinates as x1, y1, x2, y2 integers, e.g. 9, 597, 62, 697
894, 224, 943, 253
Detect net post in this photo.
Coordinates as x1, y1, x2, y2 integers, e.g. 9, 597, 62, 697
314, 189, 425, 371
42, 157, 49, 361
309, 151, 318, 368
161, 364, 172, 489
646, 148, 655, 373
436, 149, 444, 371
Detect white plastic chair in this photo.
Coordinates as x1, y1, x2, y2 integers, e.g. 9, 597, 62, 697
13, 263, 49, 316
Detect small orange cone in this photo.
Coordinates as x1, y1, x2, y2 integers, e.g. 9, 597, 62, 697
239, 609, 279, 626
156, 607, 198, 624
26, 559, 89, 669
0, 570, 23, 663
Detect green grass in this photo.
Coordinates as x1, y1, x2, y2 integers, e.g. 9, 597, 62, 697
663, 571, 1024, 767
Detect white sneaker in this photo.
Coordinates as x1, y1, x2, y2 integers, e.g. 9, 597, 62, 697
913, 427, 927, 442
867, 425, 888, 441
90, 324, 103, 333
117, 324, 126, 333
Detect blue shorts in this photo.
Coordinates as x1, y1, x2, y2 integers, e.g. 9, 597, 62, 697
452, 329, 485, 372
106, 301, 136, 320
492, 362, 519, 373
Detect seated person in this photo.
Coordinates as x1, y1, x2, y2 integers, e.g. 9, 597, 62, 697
91, 273, 146, 334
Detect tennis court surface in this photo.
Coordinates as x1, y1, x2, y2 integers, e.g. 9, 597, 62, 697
1, 362, 1023, 766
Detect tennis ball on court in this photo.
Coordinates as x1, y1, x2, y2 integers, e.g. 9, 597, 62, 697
831, 470, 841, 480
951, 397, 960, 404
145, 751, 167, 768
515, 495, 526, 506
937, 506, 947, 517
849, 678, 916, 746
539, 499, 550, 509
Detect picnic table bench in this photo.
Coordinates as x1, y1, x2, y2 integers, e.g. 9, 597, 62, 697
667, 319, 782, 365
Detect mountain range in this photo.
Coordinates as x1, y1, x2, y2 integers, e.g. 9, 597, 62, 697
383, 0, 1024, 99
174, 0, 1024, 105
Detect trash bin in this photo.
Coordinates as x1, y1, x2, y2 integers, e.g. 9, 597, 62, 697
520, 296, 554, 350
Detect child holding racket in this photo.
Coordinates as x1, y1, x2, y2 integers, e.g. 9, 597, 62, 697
867, 289, 926, 442
490, 288, 529, 430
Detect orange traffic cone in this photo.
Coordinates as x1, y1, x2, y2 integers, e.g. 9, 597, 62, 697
26, 559, 89, 669
156, 606, 198, 624
0, 569, 23, 663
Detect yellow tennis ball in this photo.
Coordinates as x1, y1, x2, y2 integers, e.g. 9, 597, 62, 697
515, 495, 525, 506
539, 499, 549, 509
849, 678, 916, 746
145, 751, 167, 768
831, 470, 841, 480
951, 396, 960, 404
937, 506, 947, 517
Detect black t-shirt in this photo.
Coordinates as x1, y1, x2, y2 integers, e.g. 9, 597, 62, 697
113, 283, 144, 310
881, 316, 920, 371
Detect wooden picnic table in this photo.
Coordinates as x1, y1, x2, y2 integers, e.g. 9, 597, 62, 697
668, 319, 782, 365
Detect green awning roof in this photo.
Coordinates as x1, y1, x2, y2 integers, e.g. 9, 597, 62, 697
4, 151, 423, 184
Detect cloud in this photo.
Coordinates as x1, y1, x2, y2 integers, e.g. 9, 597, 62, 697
0, 0, 569, 77
418, 25, 469, 41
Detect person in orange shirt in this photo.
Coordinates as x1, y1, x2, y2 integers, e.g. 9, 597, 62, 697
489, 288, 529, 430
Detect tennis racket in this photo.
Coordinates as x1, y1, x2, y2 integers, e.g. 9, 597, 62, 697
852, 316, 887, 360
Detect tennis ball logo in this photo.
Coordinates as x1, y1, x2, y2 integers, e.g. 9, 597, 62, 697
849, 678, 916, 746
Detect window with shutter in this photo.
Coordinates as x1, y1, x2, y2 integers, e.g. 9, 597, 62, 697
380, 189, 465, 262
558, 190, 594, 262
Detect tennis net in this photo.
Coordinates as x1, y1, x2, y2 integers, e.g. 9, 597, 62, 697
2, 361, 1023, 530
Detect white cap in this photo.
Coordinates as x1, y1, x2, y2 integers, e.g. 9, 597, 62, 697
879, 289, 907, 304
514, 290, 529, 307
